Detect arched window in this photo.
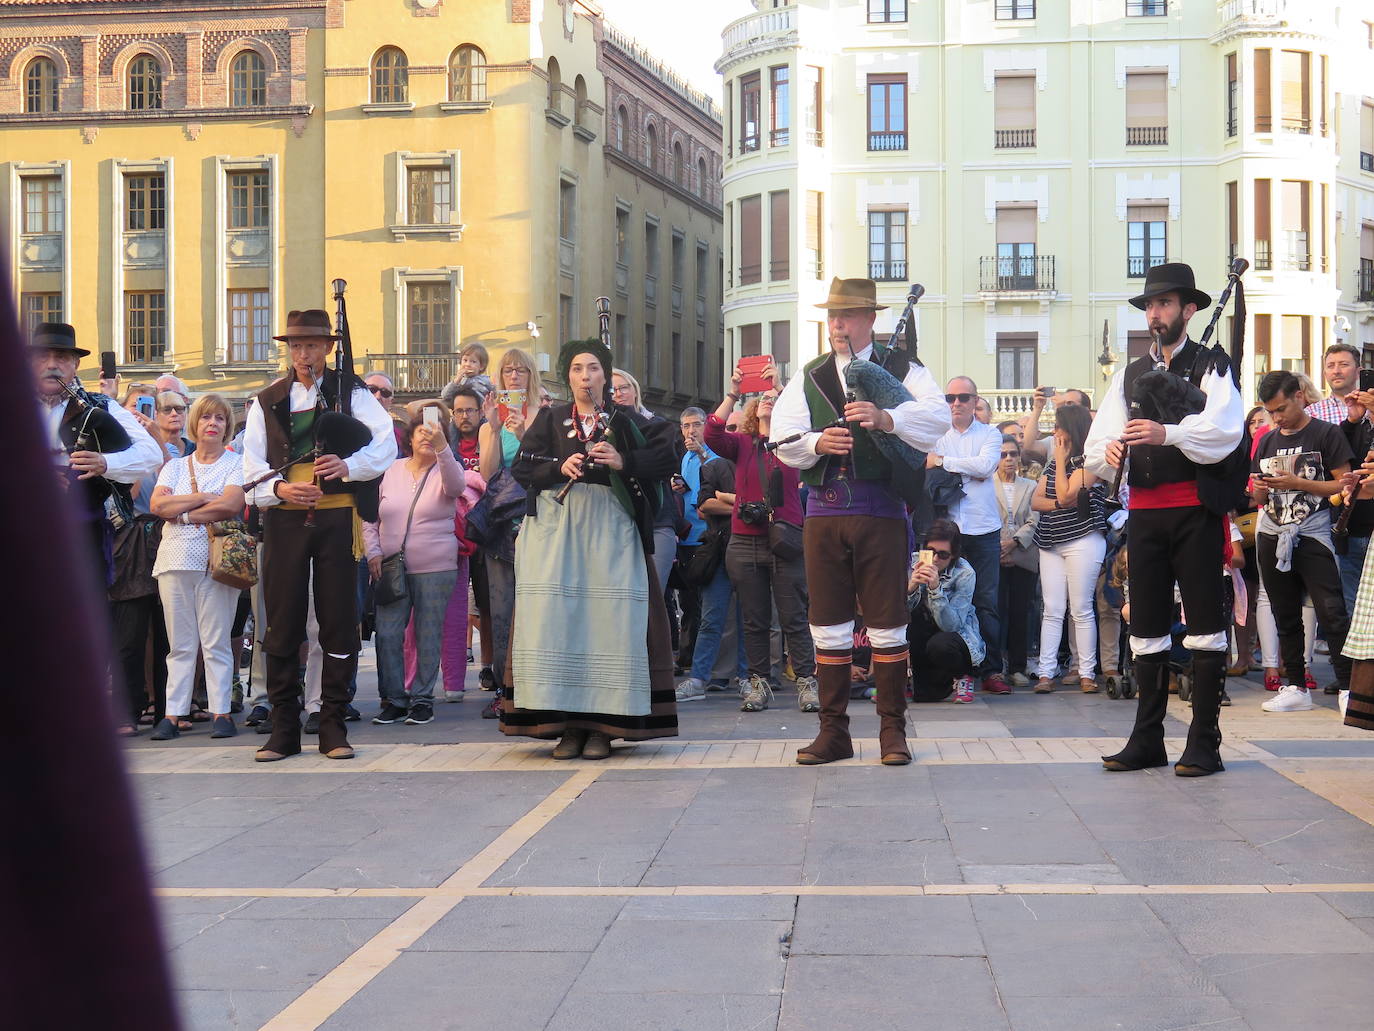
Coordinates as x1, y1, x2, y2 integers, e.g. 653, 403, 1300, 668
25, 57, 59, 113
127, 54, 163, 111
547, 57, 561, 112
573, 74, 588, 126
230, 50, 266, 107
698, 157, 708, 198
371, 47, 408, 104
672, 141, 684, 185
449, 44, 486, 102
645, 122, 657, 171
615, 105, 628, 150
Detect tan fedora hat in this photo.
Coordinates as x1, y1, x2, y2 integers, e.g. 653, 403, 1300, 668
813, 277, 888, 311
272, 308, 339, 342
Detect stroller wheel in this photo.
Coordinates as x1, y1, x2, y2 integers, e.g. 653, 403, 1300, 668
1104, 674, 1120, 700
1121, 673, 1136, 700
1178, 673, 1192, 703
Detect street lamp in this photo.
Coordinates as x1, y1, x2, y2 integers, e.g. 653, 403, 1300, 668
1097, 319, 1117, 380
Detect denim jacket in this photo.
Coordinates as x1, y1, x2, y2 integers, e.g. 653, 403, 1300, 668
909, 557, 986, 667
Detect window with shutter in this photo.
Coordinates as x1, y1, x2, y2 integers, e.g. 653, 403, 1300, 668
1254, 49, 1272, 132
1280, 50, 1310, 134
1227, 181, 1239, 264
805, 191, 823, 279
995, 334, 1037, 389
1254, 179, 1272, 269
993, 74, 1035, 148
1281, 180, 1310, 271
1125, 71, 1167, 145
740, 323, 762, 356
1225, 53, 1238, 137
1126, 203, 1167, 278
740, 195, 762, 285
769, 191, 790, 281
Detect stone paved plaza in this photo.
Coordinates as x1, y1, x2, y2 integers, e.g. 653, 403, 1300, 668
125, 653, 1374, 1031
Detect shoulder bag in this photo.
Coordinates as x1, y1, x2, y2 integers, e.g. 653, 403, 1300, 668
375, 464, 434, 607
755, 442, 804, 561
187, 457, 257, 591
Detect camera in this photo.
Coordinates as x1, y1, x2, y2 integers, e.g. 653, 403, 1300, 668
738, 501, 770, 527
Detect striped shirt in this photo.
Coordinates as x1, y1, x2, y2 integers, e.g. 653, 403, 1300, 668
1033, 454, 1106, 549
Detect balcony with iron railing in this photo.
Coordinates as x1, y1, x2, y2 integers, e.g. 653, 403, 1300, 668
868, 130, 906, 152
1281, 115, 1311, 135
980, 255, 1056, 294
366, 353, 461, 396
869, 258, 907, 282
994, 128, 1035, 149
1361, 152, 1373, 173
1358, 261, 1374, 303
769, 128, 789, 147
1282, 231, 1310, 272
1128, 254, 1166, 278
1254, 239, 1272, 271
1126, 0, 1167, 13
805, 129, 823, 146
1126, 125, 1168, 146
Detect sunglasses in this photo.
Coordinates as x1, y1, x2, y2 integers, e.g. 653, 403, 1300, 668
944, 393, 974, 404
159, 404, 187, 414
1000, 451, 1019, 458
929, 548, 952, 560
368, 385, 394, 399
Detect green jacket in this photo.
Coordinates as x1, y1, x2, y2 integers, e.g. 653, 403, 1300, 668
799, 346, 908, 488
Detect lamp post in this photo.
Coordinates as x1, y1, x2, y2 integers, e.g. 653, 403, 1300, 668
1097, 318, 1117, 380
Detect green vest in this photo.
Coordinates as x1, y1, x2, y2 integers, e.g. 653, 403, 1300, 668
798, 349, 897, 488
288, 408, 317, 461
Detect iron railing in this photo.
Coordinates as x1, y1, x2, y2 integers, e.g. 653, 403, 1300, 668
1358, 262, 1373, 303
1126, 0, 1166, 14
1361, 152, 1373, 172
1254, 240, 1272, 270
366, 354, 461, 395
980, 254, 1055, 293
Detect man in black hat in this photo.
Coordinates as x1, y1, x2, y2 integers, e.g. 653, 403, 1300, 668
771, 277, 951, 767
31, 322, 162, 579
241, 309, 395, 762
1085, 263, 1245, 777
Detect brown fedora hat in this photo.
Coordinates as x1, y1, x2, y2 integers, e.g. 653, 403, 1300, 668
813, 277, 888, 312
273, 309, 339, 342
27, 321, 90, 357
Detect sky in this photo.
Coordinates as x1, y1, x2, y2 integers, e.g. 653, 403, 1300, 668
595, 0, 755, 101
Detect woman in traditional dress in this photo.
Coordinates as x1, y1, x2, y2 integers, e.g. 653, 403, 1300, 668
1342, 446, 1374, 731
501, 339, 679, 759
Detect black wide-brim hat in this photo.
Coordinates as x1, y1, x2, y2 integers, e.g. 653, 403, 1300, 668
1128, 262, 1211, 312
28, 321, 90, 357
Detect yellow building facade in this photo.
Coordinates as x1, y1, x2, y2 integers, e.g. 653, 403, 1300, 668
1, 0, 724, 413
716, 0, 1374, 414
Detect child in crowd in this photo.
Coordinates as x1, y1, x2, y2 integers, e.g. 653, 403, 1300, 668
441, 343, 494, 407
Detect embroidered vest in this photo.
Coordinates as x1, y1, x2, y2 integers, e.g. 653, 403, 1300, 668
798, 346, 911, 489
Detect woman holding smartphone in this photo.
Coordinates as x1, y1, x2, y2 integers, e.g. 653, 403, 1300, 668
1031, 405, 1106, 693
907, 519, 984, 704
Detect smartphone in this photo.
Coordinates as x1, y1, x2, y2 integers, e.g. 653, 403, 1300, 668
1360, 369, 1374, 392
1039, 386, 1057, 398
738, 354, 775, 394
496, 389, 525, 425
422, 406, 440, 429
918, 549, 934, 567
137, 395, 155, 417
100, 351, 118, 380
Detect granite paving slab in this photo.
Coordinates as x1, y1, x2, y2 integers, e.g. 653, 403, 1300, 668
790, 895, 984, 956
1145, 894, 1374, 955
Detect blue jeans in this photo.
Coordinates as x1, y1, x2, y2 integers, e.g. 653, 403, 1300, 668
689, 561, 746, 682
375, 569, 459, 706
960, 529, 1002, 676
1339, 534, 1369, 616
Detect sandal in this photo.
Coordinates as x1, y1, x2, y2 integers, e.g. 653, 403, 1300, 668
137, 703, 156, 727
177, 718, 194, 732
116, 724, 138, 737
189, 706, 212, 723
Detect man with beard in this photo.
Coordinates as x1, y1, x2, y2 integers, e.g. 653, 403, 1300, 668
1085, 263, 1244, 777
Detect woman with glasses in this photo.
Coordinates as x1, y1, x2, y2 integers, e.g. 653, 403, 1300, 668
703, 362, 816, 713
907, 519, 985, 703
476, 348, 540, 714
152, 390, 192, 458
1031, 405, 1106, 693
994, 434, 1039, 688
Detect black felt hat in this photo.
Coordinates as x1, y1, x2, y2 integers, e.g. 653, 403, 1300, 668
28, 322, 90, 357
1128, 262, 1211, 312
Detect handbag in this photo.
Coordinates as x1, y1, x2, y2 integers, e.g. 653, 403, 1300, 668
754, 442, 804, 561
375, 464, 434, 607
683, 524, 728, 586
187, 457, 257, 590
463, 465, 527, 549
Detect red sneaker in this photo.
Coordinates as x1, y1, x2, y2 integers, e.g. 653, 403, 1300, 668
1304, 668, 1318, 693
1264, 672, 1282, 692
982, 673, 1013, 695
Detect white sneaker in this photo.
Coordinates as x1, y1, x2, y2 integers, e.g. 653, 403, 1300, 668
1009, 672, 1030, 688
1261, 685, 1314, 712
674, 677, 707, 702
1339, 690, 1350, 717
442, 689, 464, 703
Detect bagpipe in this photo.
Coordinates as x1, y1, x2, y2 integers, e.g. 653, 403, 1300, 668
554, 296, 613, 505
50, 375, 134, 511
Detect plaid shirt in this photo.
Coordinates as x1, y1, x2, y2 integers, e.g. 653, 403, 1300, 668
1306, 395, 1366, 426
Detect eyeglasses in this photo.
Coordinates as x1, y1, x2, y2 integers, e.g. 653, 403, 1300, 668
929, 548, 952, 560
944, 393, 974, 404
368, 385, 394, 399
159, 404, 187, 414
452, 407, 479, 416
610, 384, 633, 394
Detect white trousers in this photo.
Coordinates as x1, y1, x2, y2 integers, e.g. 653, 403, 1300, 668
1256, 582, 1315, 671
1036, 533, 1106, 679
158, 569, 239, 717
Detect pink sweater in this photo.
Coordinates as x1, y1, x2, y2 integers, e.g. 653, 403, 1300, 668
363, 448, 471, 573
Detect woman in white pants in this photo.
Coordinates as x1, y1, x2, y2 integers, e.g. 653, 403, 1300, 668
1031, 405, 1107, 693
149, 393, 245, 741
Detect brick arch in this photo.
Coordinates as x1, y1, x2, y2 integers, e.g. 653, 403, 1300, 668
5, 42, 73, 83
110, 39, 177, 80
211, 37, 280, 80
